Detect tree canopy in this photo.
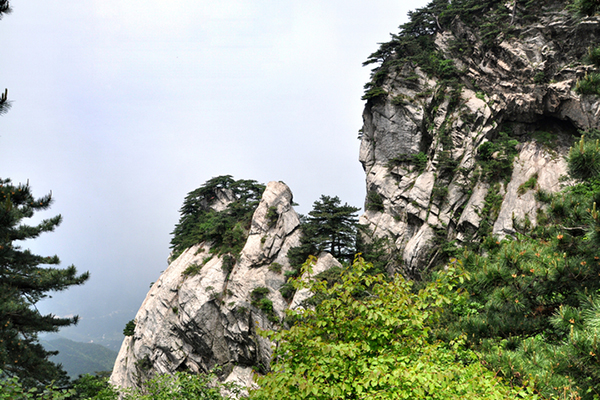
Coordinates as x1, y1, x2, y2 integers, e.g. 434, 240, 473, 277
169, 175, 265, 260
251, 256, 535, 400
0, 179, 89, 387
434, 134, 600, 399
287, 195, 360, 269
1, 4, 89, 386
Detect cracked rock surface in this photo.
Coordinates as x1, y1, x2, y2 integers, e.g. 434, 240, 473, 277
110, 181, 304, 390
359, 8, 599, 276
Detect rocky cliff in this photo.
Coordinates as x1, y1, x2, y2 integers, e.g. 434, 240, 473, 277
110, 181, 305, 389
359, 1, 600, 277
111, 0, 600, 393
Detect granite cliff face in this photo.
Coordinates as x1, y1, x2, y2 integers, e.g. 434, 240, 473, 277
359, 5, 600, 277
111, 1, 600, 393
111, 181, 304, 390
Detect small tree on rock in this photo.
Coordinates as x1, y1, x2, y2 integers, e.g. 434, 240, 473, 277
288, 195, 360, 269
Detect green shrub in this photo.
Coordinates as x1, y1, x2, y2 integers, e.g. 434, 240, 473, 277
586, 45, 600, 67
533, 71, 546, 84
517, 173, 538, 195
279, 282, 295, 301
575, 0, 600, 16
575, 72, 600, 96
182, 262, 202, 277
250, 287, 278, 323
221, 254, 235, 277
477, 131, 519, 183
170, 176, 265, 260
251, 287, 270, 299
251, 257, 535, 400
0, 370, 75, 399
361, 86, 387, 101
391, 94, 409, 105
73, 372, 119, 400
122, 370, 240, 400
123, 319, 136, 336
268, 262, 282, 273
477, 141, 495, 160
366, 190, 384, 212
568, 136, 600, 180
531, 130, 558, 149
412, 151, 428, 172
266, 206, 278, 227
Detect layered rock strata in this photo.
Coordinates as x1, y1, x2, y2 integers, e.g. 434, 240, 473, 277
359, 7, 600, 277
110, 181, 303, 389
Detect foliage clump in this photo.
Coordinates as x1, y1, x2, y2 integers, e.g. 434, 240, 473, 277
123, 320, 136, 337
576, 72, 600, 96
362, 0, 523, 100
250, 256, 536, 400
476, 130, 519, 183
0, 179, 89, 388
441, 134, 600, 399
170, 175, 265, 261
575, 0, 600, 16
251, 287, 278, 323
387, 151, 428, 173
287, 196, 359, 272
365, 190, 384, 212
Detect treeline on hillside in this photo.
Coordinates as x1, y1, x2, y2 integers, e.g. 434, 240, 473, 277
362, 0, 597, 101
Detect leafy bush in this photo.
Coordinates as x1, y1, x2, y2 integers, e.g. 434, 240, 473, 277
412, 151, 428, 172
361, 86, 387, 101
365, 190, 384, 212
444, 135, 600, 399
575, 72, 600, 96
386, 151, 427, 173
251, 287, 278, 323
586, 45, 600, 67
568, 136, 600, 180
477, 131, 519, 183
533, 71, 546, 84
266, 206, 278, 227
267, 262, 282, 273
221, 255, 235, 277
181, 262, 202, 277
517, 173, 538, 195
250, 257, 535, 400
122, 370, 240, 400
0, 369, 74, 399
72, 372, 119, 400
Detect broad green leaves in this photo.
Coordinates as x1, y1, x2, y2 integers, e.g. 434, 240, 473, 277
251, 257, 534, 400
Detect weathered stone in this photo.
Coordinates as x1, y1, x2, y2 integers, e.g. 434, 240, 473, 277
110, 181, 302, 390
493, 141, 569, 238
358, 8, 600, 277
289, 253, 343, 310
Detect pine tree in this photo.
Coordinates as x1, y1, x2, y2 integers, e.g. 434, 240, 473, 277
287, 195, 360, 269
0, 179, 90, 387
1, 4, 89, 386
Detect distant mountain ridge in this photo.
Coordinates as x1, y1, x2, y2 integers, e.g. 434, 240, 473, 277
41, 337, 118, 379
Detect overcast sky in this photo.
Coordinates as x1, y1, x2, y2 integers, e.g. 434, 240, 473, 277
0, 0, 429, 344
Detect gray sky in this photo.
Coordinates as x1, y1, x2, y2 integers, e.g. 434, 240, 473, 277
0, 0, 428, 345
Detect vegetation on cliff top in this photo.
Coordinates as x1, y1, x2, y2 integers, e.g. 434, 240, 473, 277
362, 0, 596, 101
169, 175, 265, 261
